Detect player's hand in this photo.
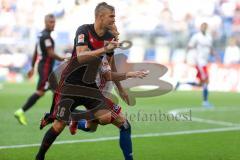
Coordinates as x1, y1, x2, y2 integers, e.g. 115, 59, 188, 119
105, 39, 118, 52
63, 56, 71, 61
27, 68, 34, 79
119, 89, 130, 105
126, 70, 149, 79
62, 52, 72, 61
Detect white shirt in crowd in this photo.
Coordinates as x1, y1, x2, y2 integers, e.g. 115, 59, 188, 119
224, 45, 240, 64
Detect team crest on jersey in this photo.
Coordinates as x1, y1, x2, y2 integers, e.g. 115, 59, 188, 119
113, 104, 120, 112
78, 34, 84, 43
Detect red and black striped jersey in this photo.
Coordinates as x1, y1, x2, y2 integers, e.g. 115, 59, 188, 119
37, 29, 55, 70
72, 24, 114, 57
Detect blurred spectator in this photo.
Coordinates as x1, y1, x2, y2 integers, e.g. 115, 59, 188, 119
224, 37, 240, 64
0, 0, 16, 37
184, 13, 196, 38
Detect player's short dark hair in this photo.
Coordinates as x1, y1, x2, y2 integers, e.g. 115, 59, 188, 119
95, 2, 114, 17
45, 13, 55, 21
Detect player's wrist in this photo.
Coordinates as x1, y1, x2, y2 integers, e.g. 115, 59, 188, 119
103, 45, 108, 53
126, 72, 131, 78
104, 42, 116, 53
60, 57, 65, 61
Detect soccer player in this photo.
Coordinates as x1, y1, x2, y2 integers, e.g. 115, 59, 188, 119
14, 14, 65, 125
76, 23, 135, 132
35, 3, 142, 160
175, 22, 216, 107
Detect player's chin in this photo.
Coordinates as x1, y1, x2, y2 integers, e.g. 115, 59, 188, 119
106, 25, 112, 30
107, 23, 114, 28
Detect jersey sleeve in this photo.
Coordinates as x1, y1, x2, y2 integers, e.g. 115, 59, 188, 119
75, 26, 89, 47
42, 35, 53, 48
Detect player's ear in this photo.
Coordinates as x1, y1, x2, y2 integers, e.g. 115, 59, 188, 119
99, 12, 105, 20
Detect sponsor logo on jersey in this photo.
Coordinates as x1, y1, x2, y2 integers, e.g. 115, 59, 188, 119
78, 34, 85, 43
113, 104, 120, 112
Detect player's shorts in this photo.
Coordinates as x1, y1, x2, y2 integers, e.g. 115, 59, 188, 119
37, 64, 52, 91
52, 82, 115, 121
52, 93, 122, 122
105, 97, 122, 122
196, 65, 208, 81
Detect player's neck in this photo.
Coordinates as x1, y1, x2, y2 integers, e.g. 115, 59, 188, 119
44, 28, 52, 33
201, 31, 206, 35
94, 22, 106, 37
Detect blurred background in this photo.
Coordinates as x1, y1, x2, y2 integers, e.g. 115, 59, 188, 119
0, 0, 240, 92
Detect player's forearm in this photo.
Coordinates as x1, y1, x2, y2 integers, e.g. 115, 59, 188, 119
105, 70, 146, 81
76, 47, 107, 63
31, 51, 37, 68
50, 53, 64, 61
110, 56, 117, 72
114, 80, 124, 92
76, 41, 117, 62
77, 47, 106, 58
31, 45, 38, 68
106, 72, 127, 81
103, 71, 125, 92
108, 73, 126, 92
47, 48, 64, 61
108, 56, 125, 90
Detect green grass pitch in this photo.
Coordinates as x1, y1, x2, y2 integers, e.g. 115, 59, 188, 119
0, 82, 240, 160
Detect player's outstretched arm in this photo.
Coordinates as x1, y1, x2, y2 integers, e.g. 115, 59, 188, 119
102, 70, 148, 105
103, 70, 148, 81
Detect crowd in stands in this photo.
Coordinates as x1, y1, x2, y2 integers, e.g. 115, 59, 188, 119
0, 0, 240, 69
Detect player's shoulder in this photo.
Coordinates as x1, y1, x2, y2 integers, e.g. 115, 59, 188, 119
190, 32, 203, 41
39, 29, 51, 39
194, 32, 202, 37
76, 24, 92, 33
